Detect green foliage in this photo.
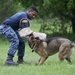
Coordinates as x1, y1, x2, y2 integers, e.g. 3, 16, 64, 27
39, 18, 72, 34
17, 0, 43, 7
0, 0, 23, 23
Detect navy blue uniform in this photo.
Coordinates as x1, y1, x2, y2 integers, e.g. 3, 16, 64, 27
0, 12, 29, 57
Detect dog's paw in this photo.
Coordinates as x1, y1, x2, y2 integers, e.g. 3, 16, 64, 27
32, 50, 34, 52
35, 63, 38, 66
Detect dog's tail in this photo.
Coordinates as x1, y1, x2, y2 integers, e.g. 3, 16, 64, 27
71, 43, 75, 48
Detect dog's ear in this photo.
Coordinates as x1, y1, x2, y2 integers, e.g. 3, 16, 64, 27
25, 33, 34, 40
28, 33, 33, 37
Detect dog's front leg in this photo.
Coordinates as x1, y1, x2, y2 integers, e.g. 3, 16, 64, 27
36, 56, 48, 65
35, 58, 41, 65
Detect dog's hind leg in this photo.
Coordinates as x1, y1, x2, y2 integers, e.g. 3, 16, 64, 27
58, 44, 66, 61
65, 48, 72, 64
58, 43, 71, 61
65, 57, 72, 64
59, 43, 73, 64
36, 56, 48, 65
35, 58, 41, 65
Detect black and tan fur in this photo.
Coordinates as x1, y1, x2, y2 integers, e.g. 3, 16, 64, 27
28, 37, 75, 65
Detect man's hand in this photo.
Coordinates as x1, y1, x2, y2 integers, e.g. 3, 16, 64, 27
18, 27, 33, 38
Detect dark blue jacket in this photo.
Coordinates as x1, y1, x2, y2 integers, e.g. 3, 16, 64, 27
2, 12, 29, 30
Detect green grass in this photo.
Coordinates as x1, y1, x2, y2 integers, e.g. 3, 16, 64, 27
0, 20, 75, 75
0, 39, 75, 75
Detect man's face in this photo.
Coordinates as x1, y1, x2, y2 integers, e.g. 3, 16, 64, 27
28, 11, 37, 20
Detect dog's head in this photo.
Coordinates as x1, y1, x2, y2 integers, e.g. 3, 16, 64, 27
28, 36, 40, 49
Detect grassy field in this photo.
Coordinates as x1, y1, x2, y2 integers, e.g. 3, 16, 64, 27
0, 20, 75, 75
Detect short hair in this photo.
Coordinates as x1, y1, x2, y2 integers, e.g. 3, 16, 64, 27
30, 6, 38, 13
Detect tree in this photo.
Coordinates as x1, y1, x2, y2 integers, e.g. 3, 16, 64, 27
44, 0, 75, 33
0, 0, 20, 23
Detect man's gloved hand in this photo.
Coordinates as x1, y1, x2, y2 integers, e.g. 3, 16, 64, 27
18, 27, 33, 38
18, 27, 47, 40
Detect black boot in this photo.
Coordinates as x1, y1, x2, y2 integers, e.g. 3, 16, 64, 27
17, 56, 24, 64
4, 55, 18, 66
17, 56, 31, 64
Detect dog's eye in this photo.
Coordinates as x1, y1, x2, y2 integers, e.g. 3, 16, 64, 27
31, 37, 34, 40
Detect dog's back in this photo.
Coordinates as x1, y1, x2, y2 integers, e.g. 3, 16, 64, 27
45, 37, 74, 55
46, 37, 71, 44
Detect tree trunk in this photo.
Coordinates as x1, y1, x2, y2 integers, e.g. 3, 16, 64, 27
71, 9, 75, 33
71, 17, 75, 33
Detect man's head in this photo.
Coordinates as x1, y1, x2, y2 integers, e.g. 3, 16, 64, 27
27, 6, 38, 20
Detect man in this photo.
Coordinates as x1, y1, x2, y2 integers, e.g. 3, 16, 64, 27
0, 6, 38, 66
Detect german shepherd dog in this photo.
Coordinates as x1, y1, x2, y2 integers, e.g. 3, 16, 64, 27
28, 36, 75, 65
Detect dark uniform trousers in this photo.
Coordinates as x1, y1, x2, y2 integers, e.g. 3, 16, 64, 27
0, 24, 25, 57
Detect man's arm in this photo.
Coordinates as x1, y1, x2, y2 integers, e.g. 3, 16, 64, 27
18, 19, 33, 38
19, 19, 30, 29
